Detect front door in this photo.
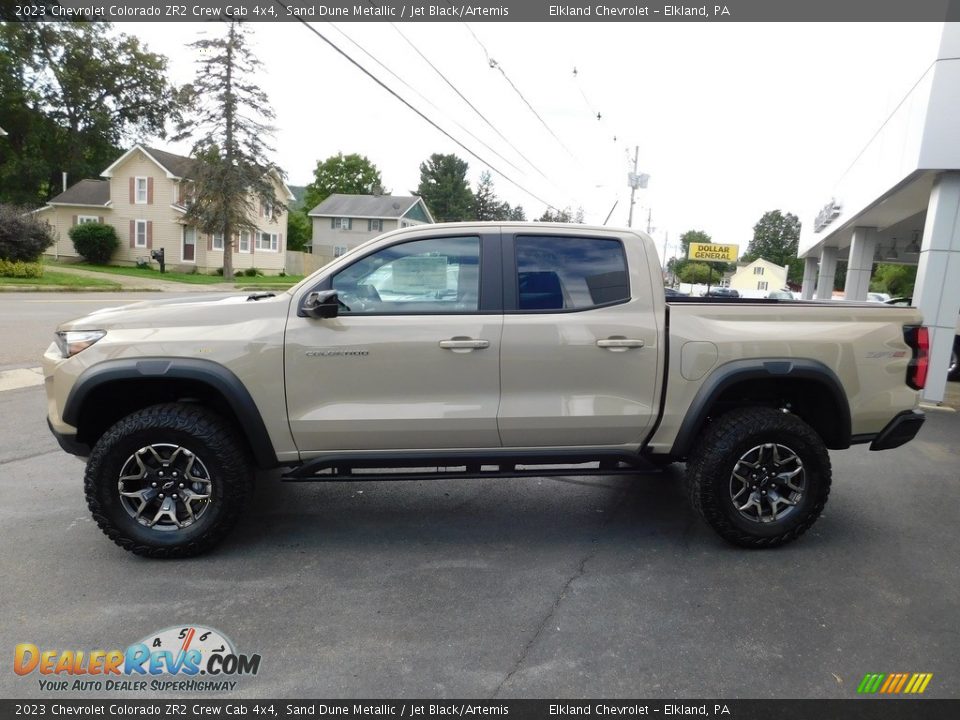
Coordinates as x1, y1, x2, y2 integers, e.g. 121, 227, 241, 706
182, 226, 196, 262
498, 232, 661, 448
285, 232, 503, 455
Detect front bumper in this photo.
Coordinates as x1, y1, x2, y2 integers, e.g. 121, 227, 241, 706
47, 418, 89, 458
869, 409, 925, 451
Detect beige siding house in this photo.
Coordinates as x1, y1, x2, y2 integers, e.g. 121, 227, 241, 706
307, 194, 433, 263
729, 258, 789, 297
38, 145, 295, 274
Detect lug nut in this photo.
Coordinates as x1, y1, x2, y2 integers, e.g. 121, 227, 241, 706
159, 493, 164, 499
151, 482, 157, 488
179, 483, 185, 488
173, 471, 178, 477
172, 493, 178, 499
158, 471, 164, 477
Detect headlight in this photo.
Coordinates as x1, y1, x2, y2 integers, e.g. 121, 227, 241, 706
55, 330, 106, 358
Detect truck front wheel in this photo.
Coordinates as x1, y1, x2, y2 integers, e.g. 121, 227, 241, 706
685, 407, 832, 548
84, 403, 253, 558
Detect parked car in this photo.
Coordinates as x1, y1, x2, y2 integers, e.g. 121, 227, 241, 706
664, 287, 688, 297
704, 287, 740, 298
767, 290, 796, 300
868, 292, 891, 303
885, 297, 959, 380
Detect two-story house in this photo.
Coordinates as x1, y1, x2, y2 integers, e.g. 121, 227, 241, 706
728, 258, 790, 297
37, 144, 295, 274
308, 194, 434, 261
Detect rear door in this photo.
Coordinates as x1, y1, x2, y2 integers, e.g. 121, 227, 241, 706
497, 231, 661, 448
285, 230, 503, 454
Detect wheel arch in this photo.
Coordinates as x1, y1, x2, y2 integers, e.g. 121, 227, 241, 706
669, 358, 852, 457
63, 358, 279, 469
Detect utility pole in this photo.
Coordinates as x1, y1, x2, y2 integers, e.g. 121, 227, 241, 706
646, 207, 653, 234
662, 231, 669, 272
627, 145, 639, 228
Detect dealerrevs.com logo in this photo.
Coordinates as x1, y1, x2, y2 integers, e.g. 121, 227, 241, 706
14, 625, 261, 692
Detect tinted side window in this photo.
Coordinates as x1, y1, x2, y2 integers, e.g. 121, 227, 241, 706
515, 236, 630, 311
332, 236, 480, 314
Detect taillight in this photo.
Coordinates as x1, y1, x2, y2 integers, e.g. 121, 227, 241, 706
903, 326, 929, 390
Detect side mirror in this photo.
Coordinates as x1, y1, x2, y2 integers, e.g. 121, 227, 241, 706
303, 290, 340, 319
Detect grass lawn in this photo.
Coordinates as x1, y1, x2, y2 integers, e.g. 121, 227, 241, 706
0, 270, 121, 289
46, 261, 225, 285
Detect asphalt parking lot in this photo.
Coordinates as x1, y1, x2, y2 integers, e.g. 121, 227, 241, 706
2, 292, 959, 700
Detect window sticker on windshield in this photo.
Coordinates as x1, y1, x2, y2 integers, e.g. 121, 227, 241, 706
392, 256, 449, 293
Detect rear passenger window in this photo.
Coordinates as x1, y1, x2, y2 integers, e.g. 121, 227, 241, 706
515, 236, 630, 311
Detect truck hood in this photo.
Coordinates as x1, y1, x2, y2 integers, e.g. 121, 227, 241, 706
58, 292, 292, 332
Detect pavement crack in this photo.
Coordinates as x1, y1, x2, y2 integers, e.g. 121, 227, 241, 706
0, 448, 61, 465
491, 482, 631, 699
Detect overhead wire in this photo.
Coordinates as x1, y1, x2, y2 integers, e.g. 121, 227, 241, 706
270, 1, 563, 211
382, 17, 551, 182
327, 22, 530, 180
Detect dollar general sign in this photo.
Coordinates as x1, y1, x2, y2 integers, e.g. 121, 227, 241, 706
688, 243, 739, 262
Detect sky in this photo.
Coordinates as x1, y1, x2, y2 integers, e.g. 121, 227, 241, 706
125, 20, 946, 264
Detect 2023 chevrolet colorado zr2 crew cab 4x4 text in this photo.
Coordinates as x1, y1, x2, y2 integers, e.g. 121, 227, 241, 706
43, 223, 929, 557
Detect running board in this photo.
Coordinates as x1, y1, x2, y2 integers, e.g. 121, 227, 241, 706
282, 449, 661, 482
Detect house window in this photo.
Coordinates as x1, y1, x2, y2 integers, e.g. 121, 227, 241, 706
753, 266, 764, 275
212, 233, 224, 251
135, 220, 148, 248
334, 217, 351, 230
77, 216, 99, 224
368, 219, 383, 232
135, 177, 148, 204
239, 230, 250, 253
257, 232, 278, 252
334, 245, 348, 257
758, 281, 769, 291
263, 202, 274, 220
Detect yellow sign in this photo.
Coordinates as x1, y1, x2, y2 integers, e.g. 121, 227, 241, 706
688, 243, 739, 262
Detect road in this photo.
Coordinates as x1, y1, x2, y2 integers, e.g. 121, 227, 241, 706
1, 292, 958, 699
0, 292, 159, 368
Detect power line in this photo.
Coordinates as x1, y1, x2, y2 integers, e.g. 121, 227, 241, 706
458, 19, 580, 163
383, 18, 551, 182
328, 22, 529, 180
271, 3, 562, 211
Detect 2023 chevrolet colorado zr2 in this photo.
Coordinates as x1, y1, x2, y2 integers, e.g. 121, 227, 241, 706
43, 223, 929, 557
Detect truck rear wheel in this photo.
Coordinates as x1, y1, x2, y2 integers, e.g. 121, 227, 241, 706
685, 407, 831, 548
84, 403, 252, 558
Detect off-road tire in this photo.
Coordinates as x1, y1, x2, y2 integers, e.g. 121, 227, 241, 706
84, 403, 253, 558
685, 407, 831, 548
948, 337, 959, 382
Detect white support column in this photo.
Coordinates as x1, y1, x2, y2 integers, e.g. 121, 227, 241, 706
914, 172, 960, 404
844, 227, 878, 301
815, 246, 838, 300
801, 256, 819, 299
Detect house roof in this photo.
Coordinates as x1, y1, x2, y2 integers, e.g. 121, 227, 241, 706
48, 179, 110, 207
308, 194, 432, 221
141, 146, 199, 179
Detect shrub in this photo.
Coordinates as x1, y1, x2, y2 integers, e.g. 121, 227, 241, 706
69, 223, 119, 264
0, 259, 44, 278
0, 204, 55, 262
243, 267, 259, 277
215, 267, 224, 276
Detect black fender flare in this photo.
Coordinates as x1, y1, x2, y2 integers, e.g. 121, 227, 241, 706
669, 358, 852, 456
63, 358, 279, 468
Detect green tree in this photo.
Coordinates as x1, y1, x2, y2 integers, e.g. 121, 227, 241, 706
0, 22, 178, 205
174, 21, 284, 281
742, 210, 804, 284
416, 153, 474, 222
679, 262, 714, 285
668, 229, 722, 280
473, 171, 502, 221
302, 153, 384, 214
506, 204, 526, 221
870, 263, 917, 297
286, 210, 312, 252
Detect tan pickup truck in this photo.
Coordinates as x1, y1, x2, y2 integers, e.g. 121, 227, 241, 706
43, 223, 930, 557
